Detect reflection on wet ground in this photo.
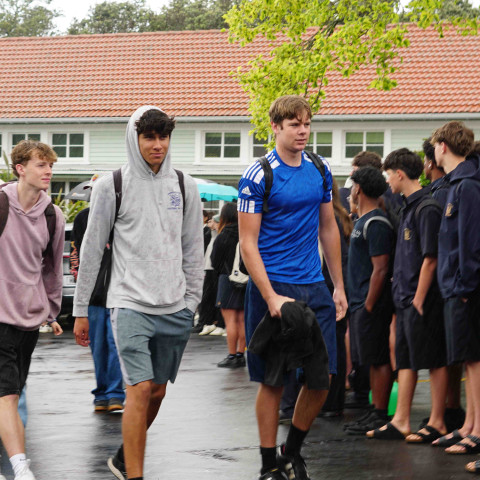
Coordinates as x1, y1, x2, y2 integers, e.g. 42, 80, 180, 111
0, 330, 472, 479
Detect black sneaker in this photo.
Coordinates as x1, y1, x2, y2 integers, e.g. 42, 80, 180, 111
345, 411, 389, 435
343, 409, 377, 430
259, 468, 288, 480
277, 444, 311, 480
217, 356, 238, 368
235, 355, 246, 367
107, 454, 127, 480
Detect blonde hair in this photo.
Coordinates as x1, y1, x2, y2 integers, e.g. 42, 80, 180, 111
11, 140, 57, 178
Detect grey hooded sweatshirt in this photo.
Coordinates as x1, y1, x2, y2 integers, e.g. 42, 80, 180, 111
73, 105, 204, 317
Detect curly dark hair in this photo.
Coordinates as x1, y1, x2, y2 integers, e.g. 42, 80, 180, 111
383, 148, 424, 180
135, 109, 176, 137
351, 166, 387, 199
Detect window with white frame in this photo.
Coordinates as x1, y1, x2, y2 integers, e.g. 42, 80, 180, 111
52, 133, 85, 159
345, 131, 384, 158
306, 132, 333, 159
11, 133, 41, 146
252, 133, 271, 158
204, 132, 240, 159
50, 180, 83, 200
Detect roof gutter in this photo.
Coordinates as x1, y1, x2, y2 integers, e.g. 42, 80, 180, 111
1, 112, 480, 125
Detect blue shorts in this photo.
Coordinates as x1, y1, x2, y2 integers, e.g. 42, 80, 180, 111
111, 307, 192, 386
245, 279, 337, 383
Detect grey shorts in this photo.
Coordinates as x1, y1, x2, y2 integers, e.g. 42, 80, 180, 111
111, 307, 193, 386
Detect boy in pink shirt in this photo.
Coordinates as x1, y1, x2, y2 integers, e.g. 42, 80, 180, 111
0, 140, 64, 480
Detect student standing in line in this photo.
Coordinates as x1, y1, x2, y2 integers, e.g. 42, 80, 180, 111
343, 167, 395, 436
367, 148, 448, 443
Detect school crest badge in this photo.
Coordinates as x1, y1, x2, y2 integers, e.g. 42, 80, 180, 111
404, 228, 411, 241
445, 203, 453, 217
168, 192, 182, 210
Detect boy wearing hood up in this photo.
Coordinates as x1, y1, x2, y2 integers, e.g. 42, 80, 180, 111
0, 140, 64, 480
73, 106, 204, 480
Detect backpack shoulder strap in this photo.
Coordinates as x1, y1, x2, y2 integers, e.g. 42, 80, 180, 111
0, 190, 9, 238
258, 156, 273, 214
174, 169, 186, 216
363, 216, 393, 240
414, 197, 442, 225
112, 168, 122, 221
304, 150, 327, 187
42, 202, 57, 258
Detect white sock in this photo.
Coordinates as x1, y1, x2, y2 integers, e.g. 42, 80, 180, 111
9, 453, 28, 476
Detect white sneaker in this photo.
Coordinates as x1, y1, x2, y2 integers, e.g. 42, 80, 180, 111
39, 324, 53, 333
14, 460, 36, 480
209, 327, 226, 336
199, 324, 216, 336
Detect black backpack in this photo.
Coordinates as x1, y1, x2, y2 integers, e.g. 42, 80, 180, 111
0, 182, 57, 259
89, 168, 186, 306
258, 150, 327, 213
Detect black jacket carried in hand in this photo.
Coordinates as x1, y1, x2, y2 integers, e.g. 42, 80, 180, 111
248, 301, 329, 390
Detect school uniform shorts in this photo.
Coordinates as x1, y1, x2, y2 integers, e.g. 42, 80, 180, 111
0, 323, 39, 397
349, 294, 393, 367
443, 290, 480, 365
395, 293, 447, 371
111, 307, 192, 386
245, 279, 337, 383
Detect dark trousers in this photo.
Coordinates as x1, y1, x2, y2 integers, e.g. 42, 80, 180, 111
198, 270, 224, 328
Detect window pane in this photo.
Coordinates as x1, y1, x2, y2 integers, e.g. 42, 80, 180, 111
69, 146, 84, 158
346, 132, 363, 144
51, 182, 65, 195
224, 146, 240, 157
368, 145, 384, 156
253, 145, 268, 157
346, 145, 362, 158
205, 146, 221, 157
70, 133, 84, 145
53, 133, 67, 145
316, 132, 332, 144
53, 146, 67, 157
366, 132, 384, 143
224, 133, 240, 145
205, 133, 221, 145
69, 181, 81, 190
28, 134, 40, 141
316, 146, 332, 157
12, 134, 25, 145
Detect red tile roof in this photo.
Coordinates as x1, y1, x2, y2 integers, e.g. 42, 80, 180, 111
0, 25, 478, 119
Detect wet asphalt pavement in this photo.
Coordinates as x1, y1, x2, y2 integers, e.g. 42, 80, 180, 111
0, 328, 474, 480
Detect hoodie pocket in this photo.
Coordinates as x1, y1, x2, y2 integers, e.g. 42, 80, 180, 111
120, 259, 185, 307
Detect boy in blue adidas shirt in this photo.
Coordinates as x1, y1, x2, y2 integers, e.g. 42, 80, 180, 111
238, 95, 347, 480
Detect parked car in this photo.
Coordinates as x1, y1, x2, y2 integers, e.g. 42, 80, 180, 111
60, 223, 75, 315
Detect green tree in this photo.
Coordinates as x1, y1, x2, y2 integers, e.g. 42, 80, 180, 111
68, 0, 155, 34
151, 0, 238, 31
0, 0, 59, 37
225, 0, 479, 139
437, 0, 480, 19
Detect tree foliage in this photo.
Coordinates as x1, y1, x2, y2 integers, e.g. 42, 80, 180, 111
67, 0, 238, 35
0, 0, 59, 37
68, 0, 155, 34
225, 0, 480, 139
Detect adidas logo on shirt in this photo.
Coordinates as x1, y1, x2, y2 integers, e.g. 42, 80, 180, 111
242, 186, 252, 196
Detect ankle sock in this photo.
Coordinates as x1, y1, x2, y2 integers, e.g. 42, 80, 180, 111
127, 477, 143, 480
375, 408, 388, 419
227, 353, 236, 360
285, 424, 309, 457
260, 446, 277, 474
235, 352, 244, 358
116, 444, 125, 464
10, 453, 28, 476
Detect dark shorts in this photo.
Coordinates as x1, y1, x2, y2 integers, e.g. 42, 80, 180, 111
396, 293, 447, 371
245, 279, 337, 383
216, 274, 245, 310
0, 323, 39, 397
443, 291, 480, 364
349, 293, 393, 367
